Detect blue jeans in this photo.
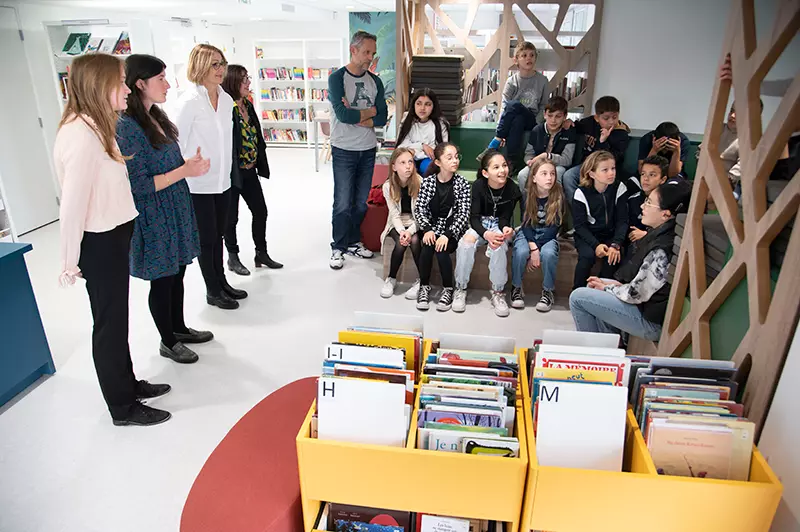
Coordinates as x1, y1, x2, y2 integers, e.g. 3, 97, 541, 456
455, 218, 508, 291
562, 165, 581, 204
569, 287, 662, 341
416, 157, 432, 175
331, 146, 376, 251
496, 100, 537, 164
511, 230, 559, 291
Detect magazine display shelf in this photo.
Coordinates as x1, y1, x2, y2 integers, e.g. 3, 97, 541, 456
517, 349, 783, 532
296, 339, 529, 532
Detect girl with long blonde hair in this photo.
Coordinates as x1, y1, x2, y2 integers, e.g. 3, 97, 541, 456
510, 158, 564, 312
379, 148, 423, 299
54, 53, 172, 426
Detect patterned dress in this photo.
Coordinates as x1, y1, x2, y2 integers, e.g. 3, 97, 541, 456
116, 115, 200, 280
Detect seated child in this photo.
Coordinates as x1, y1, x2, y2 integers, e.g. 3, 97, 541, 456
562, 96, 630, 203
453, 150, 521, 317
572, 151, 629, 290
517, 95, 576, 209
380, 148, 423, 299
477, 41, 549, 169
637, 121, 690, 179
569, 180, 692, 342
414, 142, 472, 312
396, 88, 450, 175
626, 154, 669, 246
511, 158, 564, 313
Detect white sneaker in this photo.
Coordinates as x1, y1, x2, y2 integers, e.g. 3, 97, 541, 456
404, 279, 420, 300
329, 249, 344, 270
416, 285, 432, 311
491, 290, 510, 317
536, 289, 554, 313
437, 287, 455, 312
347, 242, 374, 259
380, 278, 396, 298
510, 286, 525, 309
452, 288, 468, 313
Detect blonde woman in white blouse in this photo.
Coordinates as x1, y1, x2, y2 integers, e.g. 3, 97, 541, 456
54, 54, 171, 427
173, 44, 247, 310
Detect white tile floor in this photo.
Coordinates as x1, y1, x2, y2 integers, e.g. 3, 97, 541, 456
0, 148, 576, 532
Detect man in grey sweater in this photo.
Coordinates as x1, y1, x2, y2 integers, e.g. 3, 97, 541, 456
327, 30, 388, 270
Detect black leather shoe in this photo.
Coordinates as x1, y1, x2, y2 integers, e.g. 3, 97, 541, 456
227, 253, 251, 276
206, 292, 239, 309
136, 380, 171, 399
221, 279, 248, 300
255, 251, 284, 269
159, 341, 199, 364
174, 328, 214, 344
112, 401, 171, 427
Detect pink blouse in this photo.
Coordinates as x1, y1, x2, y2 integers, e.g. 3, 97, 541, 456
54, 115, 138, 286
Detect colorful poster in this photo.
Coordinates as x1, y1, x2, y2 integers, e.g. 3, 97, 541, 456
349, 11, 396, 102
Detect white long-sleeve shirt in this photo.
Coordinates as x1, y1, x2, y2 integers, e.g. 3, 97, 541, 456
173, 84, 233, 194
397, 118, 449, 160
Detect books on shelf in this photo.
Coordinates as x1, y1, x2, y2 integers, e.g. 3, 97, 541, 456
310, 88, 329, 102
261, 86, 305, 101
98, 38, 116, 54
258, 66, 304, 81
260, 108, 308, 122
58, 72, 69, 100
61, 31, 130, 57
262, 128, 307, 143
112, 31, 131, 55
314, 502, 506, 532
255, 46, 264, 59
85, 37, 103, 53
62, 33, 91, 55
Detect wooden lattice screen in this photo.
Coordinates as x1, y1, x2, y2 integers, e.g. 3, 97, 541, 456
658, 0, 800, 436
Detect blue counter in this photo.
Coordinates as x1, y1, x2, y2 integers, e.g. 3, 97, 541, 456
0, 243, 55, 407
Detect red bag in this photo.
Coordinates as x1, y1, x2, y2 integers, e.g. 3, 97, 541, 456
367, 184, 386, 206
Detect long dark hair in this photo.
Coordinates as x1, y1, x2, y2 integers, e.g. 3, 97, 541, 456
396, 88, 449, 148
123, 54, 178, 146
222, 64, 248, 101
426, 141, 459, 177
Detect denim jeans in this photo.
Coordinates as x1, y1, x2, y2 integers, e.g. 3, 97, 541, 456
331, 146, 376, 251
569, 287, 662, 341
562, 165, 581, 204
511, 230, 559, 291
416, 157, 432, 176
496, 100, 537, 164
517, 165, 566, 211
455, 217, 508, 291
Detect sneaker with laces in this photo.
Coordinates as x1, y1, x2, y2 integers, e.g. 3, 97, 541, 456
536, 289, 554, 312
491, 291, 510, 317
329, 249, 345, 269
347, 242, 374, 259
404, 279, 420, 300
112, 401, 172, 427
452, 288, 468, 313
416, 284, 432, 310
437, 287, 455, 312
510, 286, 525, 309
380, 278, 397, 298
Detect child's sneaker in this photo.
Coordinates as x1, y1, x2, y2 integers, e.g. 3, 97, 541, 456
452, 288, 467, 313
491, 291, 510, 317
437, 288, 455, 312
329, 249, 344, 270
380, 278, 396, 298
536, 289, 554, 312
510, 286, 525, 309
416, 285, 432, 311
347, 242, 374, 259
404, 279, 420, 300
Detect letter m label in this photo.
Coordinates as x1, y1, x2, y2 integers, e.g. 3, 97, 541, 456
540, 385, 559, 403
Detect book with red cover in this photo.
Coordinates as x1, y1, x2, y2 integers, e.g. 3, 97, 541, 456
328, 503, 411, 531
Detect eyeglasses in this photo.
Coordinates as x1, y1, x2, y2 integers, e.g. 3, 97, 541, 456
643, 197, 660, 209
442, 154, 462, 162
245, 75, 252, 82
211, 61, 229, 71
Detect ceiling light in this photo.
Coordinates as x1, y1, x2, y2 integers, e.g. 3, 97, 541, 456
250, 17, 263, 21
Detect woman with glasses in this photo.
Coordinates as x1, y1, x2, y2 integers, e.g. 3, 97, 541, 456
569, 180, 692, 344
221, 65, 283, 276
173, 44, 247, 310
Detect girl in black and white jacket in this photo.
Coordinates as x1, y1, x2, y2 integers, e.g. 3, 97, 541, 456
414, 142, 471, 312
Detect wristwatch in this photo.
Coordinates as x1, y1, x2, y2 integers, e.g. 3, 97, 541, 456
610, 243, 621, 250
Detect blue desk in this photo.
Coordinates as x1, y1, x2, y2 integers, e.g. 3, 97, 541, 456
0, 243, 55, 407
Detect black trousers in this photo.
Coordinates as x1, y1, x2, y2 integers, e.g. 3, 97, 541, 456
149, 265, 189, 348
418, 237, 458, 288
574, 236, 621, 290
192, 190, 231, 296
388, 228, 422, 279
224, 167, 268, 254
78, 221, 137, 419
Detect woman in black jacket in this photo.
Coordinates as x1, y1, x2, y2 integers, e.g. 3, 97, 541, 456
221, 65, 283, 275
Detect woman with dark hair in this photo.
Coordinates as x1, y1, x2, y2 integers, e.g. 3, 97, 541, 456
569, 180, 692, 342
117, 54, 214, 364
396, 88, 450, 176
221, 64, 282, 275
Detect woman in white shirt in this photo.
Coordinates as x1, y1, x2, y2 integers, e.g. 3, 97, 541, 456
54, 53, 171, 427
173, 44, 247, 309
396, 88, 450, 176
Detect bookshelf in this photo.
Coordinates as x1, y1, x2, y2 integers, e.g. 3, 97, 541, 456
43, 21, 134, 114
253, 38, 344, 147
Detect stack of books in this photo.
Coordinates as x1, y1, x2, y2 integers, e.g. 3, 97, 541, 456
262, 128, 307, 142
257, 66, 304, 81
307, 67, 336, 80
260, 108, 308, 122
314, 502, 508, 531
310, 88, 329, 102
629, 355, 754, 481
529, 330, 629, 472
260, 87, 305, 101
410, 55, 464, 126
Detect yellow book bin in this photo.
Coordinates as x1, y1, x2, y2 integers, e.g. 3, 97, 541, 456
296, 339, 529, 532
518, 349, 783, 532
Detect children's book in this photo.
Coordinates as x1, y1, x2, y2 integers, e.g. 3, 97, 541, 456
328, 503, 411, 531
648, 422, 734, 480
461, 437, 520, 457
112, 31, 131, 55
326, 342, 406, 369
418, 515, 471, 532
417, 410, 503, 429
62, 33, 91, 55
98, 38, 116, 54
424, 422, 508, 436
85, 37, 103, 53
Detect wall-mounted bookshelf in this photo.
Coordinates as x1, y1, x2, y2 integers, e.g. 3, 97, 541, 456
253, 38, 344, 147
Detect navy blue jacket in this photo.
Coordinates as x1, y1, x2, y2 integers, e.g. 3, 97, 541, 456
575, 117, 631, 169
572, 181, 629, 249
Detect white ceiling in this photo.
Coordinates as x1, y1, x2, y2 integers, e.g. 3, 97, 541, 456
18, 0, 396, 22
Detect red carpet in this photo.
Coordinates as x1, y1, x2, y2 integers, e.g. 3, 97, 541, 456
181, 377, 317, 532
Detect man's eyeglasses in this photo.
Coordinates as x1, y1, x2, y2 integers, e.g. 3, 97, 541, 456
211, 61, 228, 71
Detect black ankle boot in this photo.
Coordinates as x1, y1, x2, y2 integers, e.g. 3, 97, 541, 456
227, 253, 251, 276
221, 279, 248, 300
254, 250, 283, 269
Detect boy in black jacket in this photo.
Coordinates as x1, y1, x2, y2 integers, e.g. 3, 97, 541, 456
562, 96, 631, 203
626, 155, 669, 243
